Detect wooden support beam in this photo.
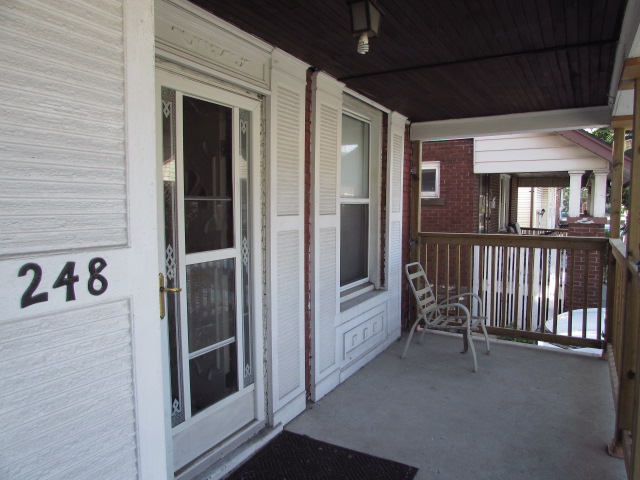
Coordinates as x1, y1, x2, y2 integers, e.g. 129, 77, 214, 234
629, 79, 640, 261
610, 128, 625, 239
619, 58, 640, 90
630, 277, 640, 478
409, 140, 422, 264
611, 115, 633, 130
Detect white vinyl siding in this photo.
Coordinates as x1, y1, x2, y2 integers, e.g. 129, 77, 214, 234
1, 300, 137, 479
0, 0, 127, 256
474, 132, 609, 174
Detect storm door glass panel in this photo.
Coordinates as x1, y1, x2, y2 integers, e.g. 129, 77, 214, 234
187, 259, 238, 414
340, 203, 369, 286
239, 109, 254, 387
183, 96, 233, 254
161, 87, 184, 427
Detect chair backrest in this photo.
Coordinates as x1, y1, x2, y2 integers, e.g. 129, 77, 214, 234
513, 222, 522, 235
405, 262, 438, 318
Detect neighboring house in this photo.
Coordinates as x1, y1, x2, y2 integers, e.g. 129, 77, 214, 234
420, 131, 631, 235
1, 2, 638, 480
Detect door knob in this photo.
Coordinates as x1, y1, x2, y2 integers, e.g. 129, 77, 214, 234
159, 273, 182, 319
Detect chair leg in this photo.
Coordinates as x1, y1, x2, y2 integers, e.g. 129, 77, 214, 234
466, 329, 478, 372
479, 322, 491, 354
401, 317, 424, 359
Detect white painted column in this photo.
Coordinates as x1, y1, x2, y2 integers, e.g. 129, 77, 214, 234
568, 170, 585, 217
591, 169, 609, 218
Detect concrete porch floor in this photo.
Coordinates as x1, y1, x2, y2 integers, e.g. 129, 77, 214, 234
286, 332, 626, 480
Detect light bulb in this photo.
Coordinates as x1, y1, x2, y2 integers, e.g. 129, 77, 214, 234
357, 33, 369, 54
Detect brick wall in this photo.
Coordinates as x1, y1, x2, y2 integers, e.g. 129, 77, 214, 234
420, 139, 477, 233
419, 139, 477, 292
304, 68, 312, 401
379, 113, 388, 287
566, 216, 606, 309
401, 127, 413, 328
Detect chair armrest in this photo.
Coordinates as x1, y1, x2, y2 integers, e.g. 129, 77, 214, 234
433, 302, 471, 319
438, 292, 483, 308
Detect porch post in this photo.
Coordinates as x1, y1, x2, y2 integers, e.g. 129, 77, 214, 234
568, 170, 585, 217
591, 169, 609, 218
610, 128, 625, 239
410, 140, 422, 263
629, 78, 640, 261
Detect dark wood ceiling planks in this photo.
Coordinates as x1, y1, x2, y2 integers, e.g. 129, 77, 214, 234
191, 0, 628, 122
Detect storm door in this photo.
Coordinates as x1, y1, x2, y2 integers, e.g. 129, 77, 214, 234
158, 75, 260, 473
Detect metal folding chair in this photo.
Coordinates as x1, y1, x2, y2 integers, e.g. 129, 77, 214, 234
402, 262, 490, 372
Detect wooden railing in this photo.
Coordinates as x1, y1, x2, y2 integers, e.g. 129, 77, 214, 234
606, 238, 640, 477
416, 232, 608, 348
520, 227, 568, 237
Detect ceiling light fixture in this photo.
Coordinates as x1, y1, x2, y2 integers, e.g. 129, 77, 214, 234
347, 0, 383, 55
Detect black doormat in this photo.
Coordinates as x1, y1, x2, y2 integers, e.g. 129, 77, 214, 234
224, 430, 418, 480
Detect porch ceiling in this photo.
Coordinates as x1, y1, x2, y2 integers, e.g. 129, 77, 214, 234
191, 0, 628, 123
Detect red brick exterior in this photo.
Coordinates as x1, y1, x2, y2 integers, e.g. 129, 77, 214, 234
379, 113, 388, 287
401, 127, 413, 328
420, 139, 478, 233
304, 69, 312, 401
566, 216, 606, 309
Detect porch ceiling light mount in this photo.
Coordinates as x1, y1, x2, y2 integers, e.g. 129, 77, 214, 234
347, 0, 384, 54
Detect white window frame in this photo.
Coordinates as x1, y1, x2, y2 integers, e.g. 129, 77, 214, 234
421, 161, 440, 198
339, 97, 381, 301
498, 174, 511, 230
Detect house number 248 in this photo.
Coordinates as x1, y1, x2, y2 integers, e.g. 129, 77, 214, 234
18, 258, 108, 308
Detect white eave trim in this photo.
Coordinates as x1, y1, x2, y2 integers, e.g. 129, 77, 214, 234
410, 106, 611, 141
344, 87, 392, 114
608, 0, 640, 109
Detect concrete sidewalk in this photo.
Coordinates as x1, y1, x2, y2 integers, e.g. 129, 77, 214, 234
286, 333, 626, 480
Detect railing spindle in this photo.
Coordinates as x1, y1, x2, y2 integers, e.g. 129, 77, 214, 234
501, 246, 508, 327
596, 246, 604, 341
490, 246, 497, 327
526, 247, 534, 332
514, 247, 521, 330
553, 249, 561, 334
568, 249, 575, 337
583, 249, 590, 339
541, 248, 548, 331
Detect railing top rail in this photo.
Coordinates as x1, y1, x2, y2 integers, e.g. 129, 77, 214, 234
418, 232, 609, 250
610, 238, 640, 291
520, 227, 567, 233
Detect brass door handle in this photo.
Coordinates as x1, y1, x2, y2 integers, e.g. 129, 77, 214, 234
161, 287, 182, 293
159, 273, 182, 319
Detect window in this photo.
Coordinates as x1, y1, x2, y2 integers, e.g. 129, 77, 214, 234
421, 162, 440, 198
339, 100, 381, 300
340, 114, 370, 288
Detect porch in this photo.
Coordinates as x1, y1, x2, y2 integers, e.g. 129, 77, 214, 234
287, 333, 625, 480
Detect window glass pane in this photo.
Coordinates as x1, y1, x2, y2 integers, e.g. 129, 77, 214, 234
422, 169, 436, 193
340, 204, 368, 286
189, 343, 238, 415
186, 259, 236, 353
183, 96, 233, 254
341, 115, 369, 198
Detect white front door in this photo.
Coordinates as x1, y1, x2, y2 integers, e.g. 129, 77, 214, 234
156, 70, 263, 473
